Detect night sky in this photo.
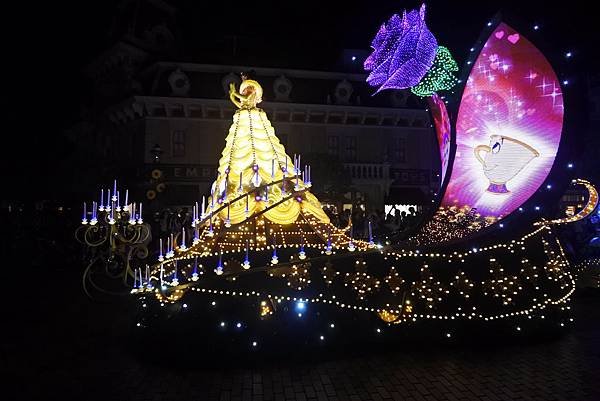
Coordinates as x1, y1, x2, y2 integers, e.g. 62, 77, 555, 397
2, 0, 596, 201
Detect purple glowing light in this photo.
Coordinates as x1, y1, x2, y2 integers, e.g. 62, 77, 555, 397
364, 4, 438, 92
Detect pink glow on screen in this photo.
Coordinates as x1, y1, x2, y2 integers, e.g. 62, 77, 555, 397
441, 23, 563, 220
428, 94, 451, 186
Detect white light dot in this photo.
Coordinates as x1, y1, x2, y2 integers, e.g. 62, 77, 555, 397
330, 323, 335, 328
136, 323, 141, 327
446, 333, 451, 338
220, 321, 225, 327
320, 335, 325, 340
351, 56, 356, 61
252, 341, 257, 347
236, 322, 242, 328
376, 328, 381, 333
534, 25, 539, 30
211, 301, 216, 306
183, 303, 187, 308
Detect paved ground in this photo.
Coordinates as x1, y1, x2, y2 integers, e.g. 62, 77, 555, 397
6, 269, 600, 401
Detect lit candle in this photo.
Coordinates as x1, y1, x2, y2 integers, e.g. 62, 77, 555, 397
145, 265, 149, 284
195, 201, 199, 221
138, 203, 143, 223
106, 189, 111, 211
285, 157, 288, 173
133, 269, 137, 288
158, 238, 164, 261
129, 203, 136, 224
245, 194, 249, 214
298, 154, 301, 173
124, 189, 128, 210
239, 174, 243, 192
92, 201, 97, 221
82, 202, 87, 224
201, 196, 206, 218
193, 225, 200, 245
109, 201, 115, 224
99, 189, 104, 211
160, 263, 164, 287
271, 159, 274, 179
180, 227, 186, 250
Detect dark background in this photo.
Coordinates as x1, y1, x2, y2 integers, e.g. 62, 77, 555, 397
1, 3, 599, 400
1, 0, 596, 201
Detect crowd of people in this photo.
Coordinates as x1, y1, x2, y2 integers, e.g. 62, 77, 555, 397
324, 205, 422, 240
3, 201, 599, 275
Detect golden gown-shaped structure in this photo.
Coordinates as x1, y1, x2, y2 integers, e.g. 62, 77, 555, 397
211, 79, 329, 225
152, 78, 360, 276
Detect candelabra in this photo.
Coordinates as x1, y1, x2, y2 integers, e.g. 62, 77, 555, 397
76, 180, 151, 298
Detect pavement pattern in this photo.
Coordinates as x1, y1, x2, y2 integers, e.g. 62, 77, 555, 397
7, 270, 600, 401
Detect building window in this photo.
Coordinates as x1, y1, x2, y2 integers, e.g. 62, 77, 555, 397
393, 137, 406, 162
327, 135, 339, 158
172, 130, 186, 157
344, 136, 357, 162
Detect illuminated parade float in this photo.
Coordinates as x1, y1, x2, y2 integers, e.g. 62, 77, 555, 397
81, 4, 597, 348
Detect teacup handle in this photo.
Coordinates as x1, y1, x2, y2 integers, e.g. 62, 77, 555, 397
474, 145, 491, 166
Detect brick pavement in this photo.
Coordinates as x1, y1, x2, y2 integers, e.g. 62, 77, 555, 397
6, 272, 600, 401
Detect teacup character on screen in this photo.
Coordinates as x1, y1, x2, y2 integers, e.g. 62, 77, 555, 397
474, 135, 539, 194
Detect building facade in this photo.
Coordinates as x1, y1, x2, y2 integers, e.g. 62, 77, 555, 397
71, 1, 440, 216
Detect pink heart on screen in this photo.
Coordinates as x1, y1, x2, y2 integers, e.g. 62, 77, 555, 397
508, 33, 520, 44
489, 54, 498, 62
495, 30, 505, 39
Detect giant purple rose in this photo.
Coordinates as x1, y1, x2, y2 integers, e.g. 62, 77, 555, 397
364, 4, 438, 92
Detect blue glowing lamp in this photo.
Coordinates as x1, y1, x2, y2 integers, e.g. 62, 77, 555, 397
215, 252, 224, 275
299, 244, 306, 260
243, 241, 251, 269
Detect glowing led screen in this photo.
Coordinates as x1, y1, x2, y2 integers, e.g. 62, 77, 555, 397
441, 23, 563, 220
428, 93, 451, 186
